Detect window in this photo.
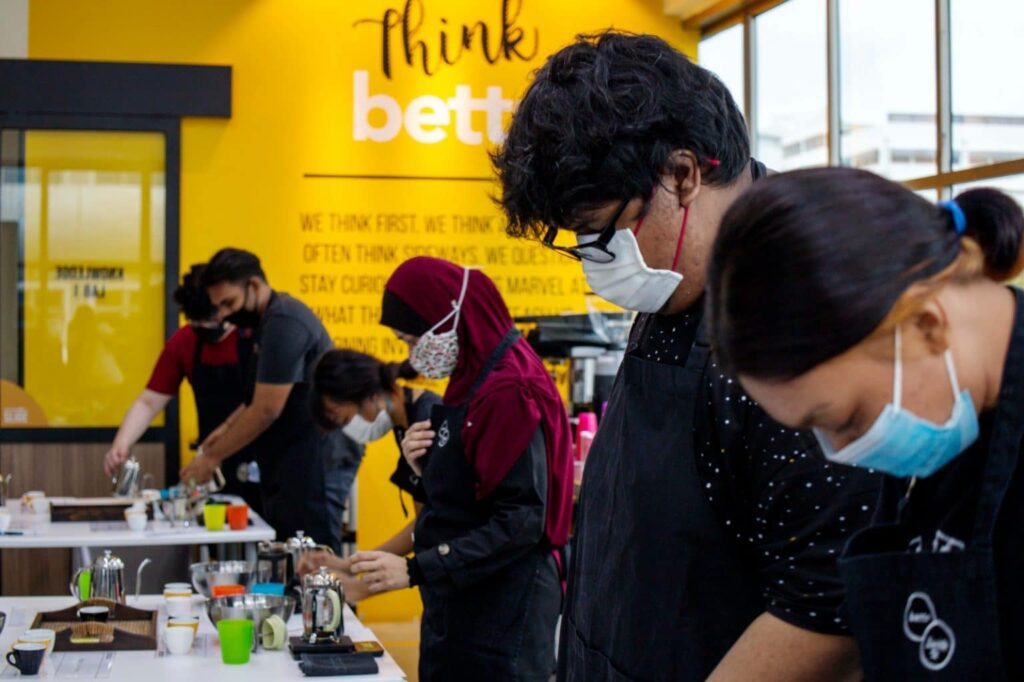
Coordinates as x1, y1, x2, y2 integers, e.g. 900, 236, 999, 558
839, 0, 935, 180
753, 0, 827, 170
699, 24, 745, 118
0, 129, 166, 427
951, 0, 1024, 171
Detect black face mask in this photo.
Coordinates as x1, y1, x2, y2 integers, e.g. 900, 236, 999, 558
192, 322, 226, 344
225, 285, 261, 329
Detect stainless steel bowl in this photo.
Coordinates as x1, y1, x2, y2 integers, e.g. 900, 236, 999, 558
189, 561, 257, 598
206, 594, 296, 651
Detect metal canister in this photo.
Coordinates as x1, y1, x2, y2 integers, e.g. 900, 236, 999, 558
257, 541, 293, 585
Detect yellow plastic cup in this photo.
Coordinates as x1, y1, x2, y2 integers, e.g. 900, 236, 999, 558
203, 503, 226, 531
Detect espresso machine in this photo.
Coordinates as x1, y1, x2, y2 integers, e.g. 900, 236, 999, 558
518, 310, 631, 418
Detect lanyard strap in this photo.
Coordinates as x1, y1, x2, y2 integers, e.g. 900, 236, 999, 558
466, 328, 522, 402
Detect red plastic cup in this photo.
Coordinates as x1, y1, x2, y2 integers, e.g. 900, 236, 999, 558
211, 584, 245, 598
226, 504, 249, 530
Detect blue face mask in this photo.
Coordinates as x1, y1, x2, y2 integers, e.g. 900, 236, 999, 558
814, 327, 980, 479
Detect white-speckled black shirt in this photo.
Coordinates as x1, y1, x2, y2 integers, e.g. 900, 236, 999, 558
627, 301, 881, 634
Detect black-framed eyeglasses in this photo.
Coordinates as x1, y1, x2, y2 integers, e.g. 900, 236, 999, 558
542, 200, 628, 264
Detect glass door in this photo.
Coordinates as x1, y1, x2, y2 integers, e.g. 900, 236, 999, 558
0, 129, 166, 428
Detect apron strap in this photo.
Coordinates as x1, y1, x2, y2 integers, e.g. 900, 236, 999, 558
688, 317, 712, 372
191, 326, 205, 371
466, 328, 521, 402
972, 288, 1024, 548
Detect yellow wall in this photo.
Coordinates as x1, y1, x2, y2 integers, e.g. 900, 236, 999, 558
28, 0, 696, 621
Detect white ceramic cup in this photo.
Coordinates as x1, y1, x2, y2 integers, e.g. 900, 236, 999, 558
29, 497, 49, 514
163, 582, 192, 597
165, 623, 195, 655
167, 615, 200, 634
125, 510, 147, 533
165, 595, 193, 618
18, 628, 56, 654
0, 509, 11, 533
141, 489, 161, 503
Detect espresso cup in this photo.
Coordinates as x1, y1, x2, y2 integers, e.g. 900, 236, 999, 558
167, 615, 200, 634
125, 510, 147, 533
6, 643, 45, 675
165, 624, 195, 655
77, 605, 110, 622
163, 582, 192, 598
165, 596, 193, 618
29, 497, 49, 515
18, 628, 56, 654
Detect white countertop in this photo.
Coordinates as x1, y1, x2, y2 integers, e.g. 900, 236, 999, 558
0, 595, 407, 681
0, 500, 275, 549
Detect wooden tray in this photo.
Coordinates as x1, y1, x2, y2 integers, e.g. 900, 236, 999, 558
30, 599, 158, 651
50, 499, 154, 523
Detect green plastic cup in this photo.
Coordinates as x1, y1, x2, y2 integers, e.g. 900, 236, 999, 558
78, 569, 92, 601
203, 503, 226, 531
217, 619, 253, 664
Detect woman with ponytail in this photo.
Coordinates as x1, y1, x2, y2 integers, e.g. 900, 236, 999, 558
300, 349, 442, 601
706, 166, 1024, 679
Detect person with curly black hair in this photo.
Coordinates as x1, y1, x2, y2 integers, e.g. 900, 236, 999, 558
492, 31, 879, 681
104, 264, 262, 512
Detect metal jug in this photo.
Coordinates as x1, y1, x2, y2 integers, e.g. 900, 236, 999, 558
70, 550, 126, 604
285, 530, 335, 580
257, 541, 293, 585
0, 473, 11, 506
69, 551, 151, 604
301, 567, 345, 643
112, 457, 144, 498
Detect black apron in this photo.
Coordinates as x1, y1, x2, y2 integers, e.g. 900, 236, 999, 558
559, 321, 763, 682
416, 329, 560, 682
190, 331, 262, 515
839, 317, 1024, 680
243, 317, 337, 552
389, 387, 426, 513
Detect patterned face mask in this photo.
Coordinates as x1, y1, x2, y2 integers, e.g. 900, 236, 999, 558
408, 268, 471, 379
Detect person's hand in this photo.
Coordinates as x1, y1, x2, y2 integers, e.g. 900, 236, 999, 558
348, 551, 410, 594
400, 420, 435, 476
336, 569, 371, 603
297, 550, 350, 578
179, 454, 218, 485
103, 442, 131, 477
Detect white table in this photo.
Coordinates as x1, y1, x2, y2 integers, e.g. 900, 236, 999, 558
0, 499, 275, 563
0, 595, 406, 681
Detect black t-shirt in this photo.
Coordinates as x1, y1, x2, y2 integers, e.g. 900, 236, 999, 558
628, 301, 882, 635
390, 388, 443, 506
872, 287, 1024, 677
252, 291, 361, 471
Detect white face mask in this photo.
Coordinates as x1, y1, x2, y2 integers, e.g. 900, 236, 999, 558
577, 207, 687, 313
409, 267, 471, 379
342, 408, 394, 444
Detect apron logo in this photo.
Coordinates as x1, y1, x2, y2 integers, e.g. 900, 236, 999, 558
437, 420, 450, 448
903, 591, 956, 671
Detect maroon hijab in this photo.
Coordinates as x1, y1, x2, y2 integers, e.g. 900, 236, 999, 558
382, 257, 573, 546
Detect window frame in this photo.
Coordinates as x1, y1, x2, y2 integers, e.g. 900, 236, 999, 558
694, 0, 1024, 198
